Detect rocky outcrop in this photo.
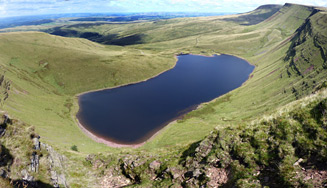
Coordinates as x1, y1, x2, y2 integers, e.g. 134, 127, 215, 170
0, 73, 11, 106
33, 136, 41, 150
181, 132, 229, 187
0, 114, 68, 187
149, 160, 161, 171
29, 152, 39, 173
100, 168, 131, 188
120, 155, 145, 183
84, 154, 131, 188
0, 114, 10, 138
41, 142, 69, 188
21, 169, 34, 182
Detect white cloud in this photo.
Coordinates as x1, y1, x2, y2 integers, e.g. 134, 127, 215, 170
0, 0, 326, 17
0, 0, 8, 15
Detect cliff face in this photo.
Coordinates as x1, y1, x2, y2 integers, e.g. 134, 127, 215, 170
286, 9, 327, 75
0, 71, 10, 107
0, 114, 68, 188
276, 7, 327, 100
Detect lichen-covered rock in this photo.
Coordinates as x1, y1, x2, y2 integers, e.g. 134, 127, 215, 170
41, 143, 68, 188
33, 136, 41, 150
100, 168, 131, 188
29, 152, 39, 172
194, 135, 214, 159
206, 167, 229, 187
167, 167, 184, 181
0, 169, 7, 178
21, 169, 34, 182
149, 160, 161, 171
120, 156, 146, 183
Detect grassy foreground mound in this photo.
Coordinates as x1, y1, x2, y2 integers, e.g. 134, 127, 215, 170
0, 3, 326, 187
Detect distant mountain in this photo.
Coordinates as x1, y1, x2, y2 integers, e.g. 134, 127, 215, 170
223, 4, 283, 25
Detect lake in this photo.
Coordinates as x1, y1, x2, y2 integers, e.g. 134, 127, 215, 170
76, 54, 254, 145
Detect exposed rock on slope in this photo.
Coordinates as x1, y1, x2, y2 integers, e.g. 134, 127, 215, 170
0, 114, 68, 187
0, 71, 10, 106
41, 143, 68, 188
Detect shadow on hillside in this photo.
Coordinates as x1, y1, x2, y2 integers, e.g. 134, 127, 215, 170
48, 26, 145, 46
11, 179, 54, 188
0, 145, 13, 168
179, 141, 201, 164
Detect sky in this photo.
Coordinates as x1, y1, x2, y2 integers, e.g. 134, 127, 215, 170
0, 0, 326, 18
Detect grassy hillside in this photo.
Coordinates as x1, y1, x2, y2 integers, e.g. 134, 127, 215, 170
0, 3, 326, 187
44, 5, 282, 46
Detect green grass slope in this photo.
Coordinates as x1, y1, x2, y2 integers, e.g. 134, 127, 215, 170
43, 4, 282, 46
0, 3, 326, 187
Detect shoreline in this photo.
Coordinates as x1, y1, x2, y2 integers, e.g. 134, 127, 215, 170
74, 53, 256, 148
76, 55, 179, 97
76, 53, 255, 97
74, 103, 199, 148
76, 118, 145, 148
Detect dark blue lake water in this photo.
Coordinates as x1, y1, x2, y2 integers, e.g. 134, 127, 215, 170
77, 54, 254, 144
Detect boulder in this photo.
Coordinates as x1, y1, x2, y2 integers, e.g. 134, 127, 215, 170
0, 127, 5, 137
33, 137, 41, 150
30, 153, 39, 172
101, 168, 131, 188
149, 160, 161, 171
21, 169, 34, 182
0, 169, 7, 178
192, 168, 202, 178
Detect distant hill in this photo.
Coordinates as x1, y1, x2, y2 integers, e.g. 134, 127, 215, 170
0, 12, 231, 30
223, 4, 283, 25
44, 4, 283, 45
